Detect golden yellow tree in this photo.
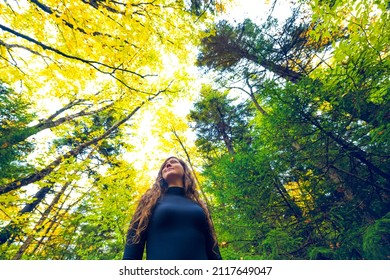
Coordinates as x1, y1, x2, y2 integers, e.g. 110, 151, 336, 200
0, 0, 220, 259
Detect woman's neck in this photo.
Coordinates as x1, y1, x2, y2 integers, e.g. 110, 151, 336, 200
167, 178, 183, 188
168, 184, 183, 188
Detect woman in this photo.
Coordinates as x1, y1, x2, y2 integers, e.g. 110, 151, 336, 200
123, 156, 222, 260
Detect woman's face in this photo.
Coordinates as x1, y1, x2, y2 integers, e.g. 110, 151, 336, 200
161, 157, 185, 184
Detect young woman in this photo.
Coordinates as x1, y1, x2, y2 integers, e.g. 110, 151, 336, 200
123, 156, 222, 260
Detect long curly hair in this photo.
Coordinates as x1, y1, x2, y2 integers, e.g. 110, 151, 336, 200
127, 156, 218, 249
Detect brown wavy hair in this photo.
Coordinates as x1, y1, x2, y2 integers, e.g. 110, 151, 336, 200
127, 156, 218, 249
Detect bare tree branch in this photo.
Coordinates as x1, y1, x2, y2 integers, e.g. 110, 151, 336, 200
0, 23, 150, 82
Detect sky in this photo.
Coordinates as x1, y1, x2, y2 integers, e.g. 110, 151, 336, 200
221, 0, 293, 24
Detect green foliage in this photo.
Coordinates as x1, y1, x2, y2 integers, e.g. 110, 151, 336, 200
261, 229, 303, 260
308, 246, 334, 260
189, 84, 254, 157
52, 109, 125, 162
0, 83, 36, 184
193, 0, 390, 260
363, 212, 390, 259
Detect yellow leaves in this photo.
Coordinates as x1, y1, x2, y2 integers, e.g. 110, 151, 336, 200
215, 2, 226, 14
284, 174, 314, 214
319, 100, 333, 112
0, 191, 30, 226
305, 169, 314, 177
0, 0, 203, 109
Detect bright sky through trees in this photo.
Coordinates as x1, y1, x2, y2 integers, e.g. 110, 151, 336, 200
129, 0, 294, 176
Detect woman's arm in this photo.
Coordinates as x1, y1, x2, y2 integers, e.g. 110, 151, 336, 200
123, 220, 146, 260
205, 230, 222, 260
204, 214, 222, 260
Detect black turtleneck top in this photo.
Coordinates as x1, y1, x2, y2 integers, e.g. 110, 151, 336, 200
123, 187, 221, 260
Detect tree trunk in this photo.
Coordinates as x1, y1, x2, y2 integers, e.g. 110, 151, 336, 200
0, 186, 51, 245
0, 100, 113, 149
171, 129, 211, 207
0, 100, 145, 195
12, 181, 70, 259
216, 106, 235, 155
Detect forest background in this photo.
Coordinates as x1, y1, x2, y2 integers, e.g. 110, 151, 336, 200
0, 0, 389, 260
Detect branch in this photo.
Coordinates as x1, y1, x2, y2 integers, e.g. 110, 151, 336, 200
81, 0, 125, 14
30, 146, 100, 255
0, 186, 51, 245
0, 39, 49, 59
0, 23, 147, 79
301, 110, 390, 183
29, 0, 139, 49
0, 101, 114, 148
45, 98, 87, 122
245, 76, 269, 116
12, 180, 71, 259
0, 104, 140, 195
329, 164, 390, 193
0, 86, 167, 195
35, 101, 113, 130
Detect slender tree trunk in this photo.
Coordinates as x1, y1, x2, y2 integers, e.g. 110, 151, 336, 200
0, 186, 51, 245
12, 181, 71, 259
28, 146, 98, 258
0, 100, 113, 149
0, 100, 146, 195
171, 129, 211, 208
215, 106, 235, 155
301, 110, 390, 185
31, 184, 92, 258
270, 165, 303, 220
30, 183, 76, 257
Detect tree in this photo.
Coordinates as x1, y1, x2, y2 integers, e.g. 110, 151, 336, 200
0, 83, 36, 184
194, 0, 390, 259
189, 84, 254, 157
0, 0, 220, 259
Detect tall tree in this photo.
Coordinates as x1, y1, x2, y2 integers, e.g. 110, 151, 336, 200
189, 84, 254, 157
194, 0, 390, 259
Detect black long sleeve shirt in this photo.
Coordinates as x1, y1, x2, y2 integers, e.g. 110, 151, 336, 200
123, 186, 221, 260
